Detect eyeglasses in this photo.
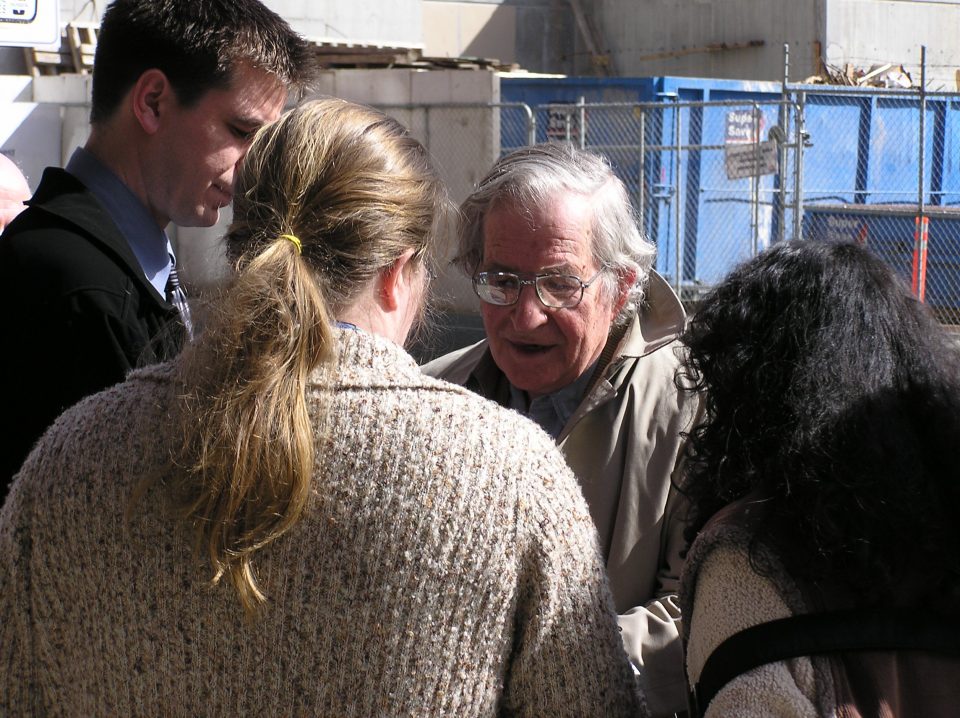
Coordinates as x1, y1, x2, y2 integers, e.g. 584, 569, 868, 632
472, 270, 604, 309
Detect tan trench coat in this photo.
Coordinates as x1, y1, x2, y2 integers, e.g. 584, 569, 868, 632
422, 273, 702, 717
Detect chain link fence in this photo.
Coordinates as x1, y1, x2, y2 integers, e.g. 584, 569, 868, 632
521, 99, 803, 304
377, 87, 960, 340
796, 88, 960, 325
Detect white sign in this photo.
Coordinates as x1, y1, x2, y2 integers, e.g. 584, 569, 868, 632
725, 140, 778, 180
725, 109, 764, 144
0, 0, 59, 48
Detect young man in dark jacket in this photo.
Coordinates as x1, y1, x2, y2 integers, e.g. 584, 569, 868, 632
0, 0, 315, 492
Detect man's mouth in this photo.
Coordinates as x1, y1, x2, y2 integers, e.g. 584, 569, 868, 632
508, 340, 553, 355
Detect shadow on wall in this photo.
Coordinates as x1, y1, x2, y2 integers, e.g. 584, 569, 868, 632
423, 0, 576, 74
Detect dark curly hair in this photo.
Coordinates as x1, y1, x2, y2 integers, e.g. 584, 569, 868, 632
679, 240, 960, 607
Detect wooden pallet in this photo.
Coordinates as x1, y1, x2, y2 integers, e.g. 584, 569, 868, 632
22, 21, 98, 77
23, 32, 73, 76
314, 41, 420, 69
311, 41, 516, 72
66, 21, 98, 74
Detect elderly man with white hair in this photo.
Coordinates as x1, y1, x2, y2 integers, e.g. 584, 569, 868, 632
0, 154, 30, 232
423, 142, 701, 718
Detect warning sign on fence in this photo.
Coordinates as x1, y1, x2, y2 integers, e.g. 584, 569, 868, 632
724, 109, 777, 179
724, 140, 778, 180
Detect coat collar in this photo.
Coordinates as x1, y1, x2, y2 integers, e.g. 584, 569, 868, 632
617, 270, 687, 359
27, 167, 167, 306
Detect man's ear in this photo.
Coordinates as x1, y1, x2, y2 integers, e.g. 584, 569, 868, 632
130, 69, 172, 136
613, 267, 638, 315
377, 248, 418, 312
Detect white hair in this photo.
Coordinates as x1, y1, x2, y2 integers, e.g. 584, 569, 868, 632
454, 142, 655, 325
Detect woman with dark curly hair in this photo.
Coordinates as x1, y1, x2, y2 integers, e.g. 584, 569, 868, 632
678, 240, 960, 717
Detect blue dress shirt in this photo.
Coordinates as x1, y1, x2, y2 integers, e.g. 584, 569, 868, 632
66, 147, 174, 297
507, 360, 599, 439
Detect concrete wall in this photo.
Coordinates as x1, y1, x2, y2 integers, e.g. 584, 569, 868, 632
588, 0, 959, 88
51, 0, 423, 47
260, 0, 422, 46
423, 1, 517, 63
587, 0, 822, 82
825, 0, 960, 91
0, 74, 64, 194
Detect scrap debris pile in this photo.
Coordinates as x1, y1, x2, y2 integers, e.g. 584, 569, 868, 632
804, 62, 914, 88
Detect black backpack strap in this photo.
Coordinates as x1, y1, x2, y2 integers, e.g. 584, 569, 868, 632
689, 609, 960, 717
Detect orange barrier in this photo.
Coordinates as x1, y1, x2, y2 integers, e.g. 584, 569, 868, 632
912, 215, 929, 302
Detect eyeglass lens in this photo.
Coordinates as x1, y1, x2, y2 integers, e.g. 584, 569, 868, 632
474, 272, 587, 308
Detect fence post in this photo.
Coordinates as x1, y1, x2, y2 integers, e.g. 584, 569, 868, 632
777, 43, 789, 244
793, 91, 807, 241
751, 103, 761, 257
912, 215, 929, 302
523, 103, 536, 146
915, 46, 928, 301
578, 96, 587, 149
638, 107, 646, 230
674, 98, 683, 298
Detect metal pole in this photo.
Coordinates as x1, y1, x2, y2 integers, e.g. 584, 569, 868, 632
793, 92, 806, 241
777, 43, 789, 243
638, 108, 646, 229
918, 47, 927, 218
674, 99, 682, 298
914, 46, 928, 301
578, 96, 587, 149
524, 103, 536, 146
752, 104, 760, 256
424, 107, 432, 156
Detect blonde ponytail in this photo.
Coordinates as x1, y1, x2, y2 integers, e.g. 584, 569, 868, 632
172, 236, 332, 616
150, 98, 446, 618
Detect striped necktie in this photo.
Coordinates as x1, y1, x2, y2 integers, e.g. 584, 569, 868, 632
164, 256, 194, 340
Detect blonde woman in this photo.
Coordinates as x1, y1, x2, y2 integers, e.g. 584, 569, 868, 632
0, 99, 641, 716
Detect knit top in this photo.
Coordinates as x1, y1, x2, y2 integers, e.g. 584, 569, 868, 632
1, 328, 641, 716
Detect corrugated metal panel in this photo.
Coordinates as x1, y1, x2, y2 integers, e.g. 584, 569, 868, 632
591, 0, 819, 81
263, 0, 423, 48
584, 0, 959, 89
54, 0, 424, 50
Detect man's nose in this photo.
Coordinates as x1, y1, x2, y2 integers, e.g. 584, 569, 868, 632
509, 284, 549, 330
234, 138, 257, 170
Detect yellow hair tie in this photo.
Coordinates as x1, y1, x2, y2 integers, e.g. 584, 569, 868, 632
280, 233, 302, 255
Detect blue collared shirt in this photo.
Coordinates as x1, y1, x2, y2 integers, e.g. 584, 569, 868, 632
507, 360, 599, 439
66, 147, 174, 297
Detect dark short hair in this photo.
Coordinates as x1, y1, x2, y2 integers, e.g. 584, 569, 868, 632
90, 0, 315, 123
679, 240, 960, 607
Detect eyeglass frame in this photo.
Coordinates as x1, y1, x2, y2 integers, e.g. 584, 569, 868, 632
471, 268, 606, 309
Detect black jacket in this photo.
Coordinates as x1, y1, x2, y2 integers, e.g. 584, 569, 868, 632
0, 167, 184, 493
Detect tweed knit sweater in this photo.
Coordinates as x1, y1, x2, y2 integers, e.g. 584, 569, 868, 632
1, 328, 642, 716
